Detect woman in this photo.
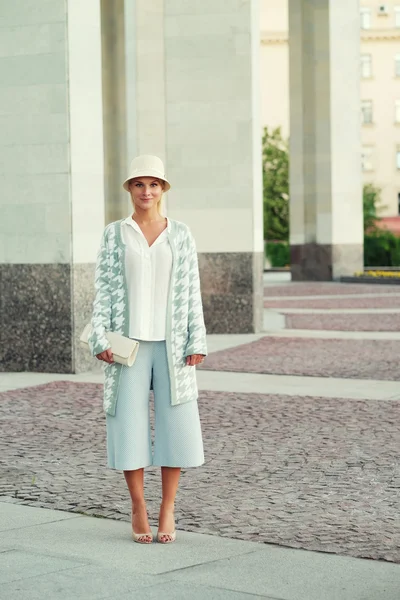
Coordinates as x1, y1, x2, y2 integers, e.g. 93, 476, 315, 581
87, 155, 207, 544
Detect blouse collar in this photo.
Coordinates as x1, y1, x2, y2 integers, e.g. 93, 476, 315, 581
122, 215, 171, 233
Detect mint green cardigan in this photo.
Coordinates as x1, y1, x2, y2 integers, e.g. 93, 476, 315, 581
87, 218, 208, 416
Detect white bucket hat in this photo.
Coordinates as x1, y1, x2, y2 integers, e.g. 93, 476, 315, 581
122, 155, 171, 192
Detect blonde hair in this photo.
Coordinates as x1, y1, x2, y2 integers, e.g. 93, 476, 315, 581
157, 179, 165, 215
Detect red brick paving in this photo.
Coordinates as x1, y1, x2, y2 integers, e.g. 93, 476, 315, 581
1, 381, 400, 562
264, 296, 400, 309
264, 283, 400, 296
263, 282, 400, 331
199, 336, 400, 380
285, 314, 400, 332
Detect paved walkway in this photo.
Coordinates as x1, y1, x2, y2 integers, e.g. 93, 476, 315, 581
1, 379, 400, 563
1, 275, 400, 598
199, 336, 400, 380
2, 501, 400, 600
264, 278, 400, 332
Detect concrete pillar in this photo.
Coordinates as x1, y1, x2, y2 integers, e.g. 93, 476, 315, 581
100, 0, 127, 223
124, 0, 169, 216
128, 0, 264, 333
0, 0, 105, 373
289, 0, 363, 280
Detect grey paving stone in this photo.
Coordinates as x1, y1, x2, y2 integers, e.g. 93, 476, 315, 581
111, 581, 277, 600
160, 546, 400, 600
0, 564, 159, 600
0, 500, 79, 531
0, 548, 86, 585
0, 505, 258, 576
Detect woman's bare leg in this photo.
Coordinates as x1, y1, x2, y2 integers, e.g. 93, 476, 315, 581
158, 466, 181, 541
124, 468, 152, 541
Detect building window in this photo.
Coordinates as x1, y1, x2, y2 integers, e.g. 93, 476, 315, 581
361, 100, 373, 124
360, 7, 371, 29
396, 54, 400, 77
396, 100, 400, 123
361, 54, 372, 78
398, 192, 400, 215
397, 148, 400, 170
362, 146, 374, 171
395, 6, 400, 27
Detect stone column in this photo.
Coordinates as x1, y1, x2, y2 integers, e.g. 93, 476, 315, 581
163, 0, 264, 333
289, 0, 363, 280
100, 0, 127, 223
126, 0, 169, 219
125, 0, 264, 333
0, 0, 105, 373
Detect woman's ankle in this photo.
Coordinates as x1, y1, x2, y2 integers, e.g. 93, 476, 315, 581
131, 499, 147, 512
159, 500, 175, 512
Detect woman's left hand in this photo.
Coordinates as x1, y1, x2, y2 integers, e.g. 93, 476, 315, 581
186, 354, 205, 366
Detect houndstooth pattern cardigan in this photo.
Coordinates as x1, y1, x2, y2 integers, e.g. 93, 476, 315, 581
87, 218, 207, 416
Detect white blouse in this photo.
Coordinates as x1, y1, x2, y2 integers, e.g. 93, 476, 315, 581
121, 215, 173, 341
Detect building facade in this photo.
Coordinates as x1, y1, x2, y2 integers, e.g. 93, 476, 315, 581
0, 0, 264, 373
0, 0, 364, 373
261, 0, 400, 217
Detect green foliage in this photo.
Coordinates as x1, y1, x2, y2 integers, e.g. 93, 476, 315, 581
363, 183, 383, 233
262, 126, 289, 241
362, 183, 400, 267
265, 241, 290, 268
364, 230, 400, 267
261, 130, 396, 267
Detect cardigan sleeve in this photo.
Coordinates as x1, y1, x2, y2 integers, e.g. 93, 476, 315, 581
184, 229, 208, 357
87, 226, 112, 357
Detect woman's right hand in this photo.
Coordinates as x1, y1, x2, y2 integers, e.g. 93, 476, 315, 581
96, 348, 114, 364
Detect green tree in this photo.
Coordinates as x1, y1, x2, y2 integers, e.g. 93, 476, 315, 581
262, 127, 383, 244
363, 183, 382, 233
362, 183, 399, 267
262, 126, 289, 241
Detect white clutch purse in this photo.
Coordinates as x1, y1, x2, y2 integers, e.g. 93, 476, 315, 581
79, 324, 140, 367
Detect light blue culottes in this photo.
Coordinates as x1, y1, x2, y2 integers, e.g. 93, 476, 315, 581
106, 340, 205, 470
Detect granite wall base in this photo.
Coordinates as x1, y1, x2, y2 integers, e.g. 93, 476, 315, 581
0, 263, 102, 374
0, 264, 73, 373
291, 243, 364, 281
198, 252, 264, 334
0, 252, 265, 371
72, 263, 102, 374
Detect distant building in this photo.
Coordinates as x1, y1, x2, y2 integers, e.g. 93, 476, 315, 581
260, 0, 400, 217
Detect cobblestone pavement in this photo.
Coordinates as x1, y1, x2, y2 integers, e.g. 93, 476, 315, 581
1, 381, 399, 563
285, 314, 400, 332
264, 296, 400, 309
199, 337, 400, 380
